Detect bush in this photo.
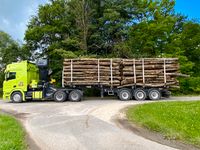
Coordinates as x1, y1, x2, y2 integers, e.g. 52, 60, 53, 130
173, 77, 200, 95
0, 88, 2, 98
84, 88, 101, 97
0, 72, 4, 88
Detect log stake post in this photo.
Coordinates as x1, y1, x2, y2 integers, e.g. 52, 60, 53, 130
98, 59, 100, 82
142, 59, 145, 87
164, 58, 166, 87
110, 59, 113, 88
62, 68, 64, 87
71, 59, 73, 84
133, 59, 136, 87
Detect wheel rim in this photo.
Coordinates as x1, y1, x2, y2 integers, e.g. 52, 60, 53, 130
56, 93, 64, 101
122, 92, 129, 100
71, 92, 79, 101
137, 91, 145, 100
150, 91, 159, 100
13, 94, 21, 102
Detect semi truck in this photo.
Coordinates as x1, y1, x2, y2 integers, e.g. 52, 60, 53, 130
3, 58, 180, 103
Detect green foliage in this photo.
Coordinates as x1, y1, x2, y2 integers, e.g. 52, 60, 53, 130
177, 77, 200, 94
122, 1, 184, 58
0, 88, 2, 98
50, 49, 77, 59
25, 0, 138, 56
0, 114, 27, 150
127, 101, 200, 147
113, 42, 134, 58
49, 49, 78, 85
0, 72, 4, 89
181, 22, 200, 76
0, 31, 20, 68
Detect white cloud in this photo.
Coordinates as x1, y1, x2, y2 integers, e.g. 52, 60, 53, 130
2, 18, 10, 25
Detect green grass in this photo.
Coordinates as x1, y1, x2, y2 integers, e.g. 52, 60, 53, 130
127, 101, 200, 147
0, 114, 27, 150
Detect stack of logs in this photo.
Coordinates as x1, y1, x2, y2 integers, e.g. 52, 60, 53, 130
121, 58, 179, 87
63, 58, 180, 88
63, 59, 121, 87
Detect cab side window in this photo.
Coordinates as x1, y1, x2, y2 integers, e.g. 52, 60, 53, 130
7, 72, 16, 80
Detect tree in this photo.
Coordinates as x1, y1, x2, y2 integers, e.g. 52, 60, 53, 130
113, 0, 194, 74
0, 31, 23, 69
181, 22, 200, 76
68, 0, 92, 52
25, 0, 143, 56
88, 0, 137, 55
114, 0, 180, 57
25, 0, 78, 57
0, 31, 27, 87
25, 0, 81, 83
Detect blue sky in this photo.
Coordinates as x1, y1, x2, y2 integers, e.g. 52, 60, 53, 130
0, 0, 199, 42
175, 0, 200, 20
0, 0, 48, 42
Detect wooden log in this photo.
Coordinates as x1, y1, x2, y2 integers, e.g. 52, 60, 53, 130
122, 65, 179, 70
63, 76, 121, 80
63, 62, 120, 67
63, 66, 119, 70
166, 73, 190, 77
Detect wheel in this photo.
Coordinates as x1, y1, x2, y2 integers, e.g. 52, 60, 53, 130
54, 91, 67, 102
68, 90, 82, 102
11, 92, 23, 103
148, 89, 161, 100
118, 89, 132, 101
134, 89, 146, 101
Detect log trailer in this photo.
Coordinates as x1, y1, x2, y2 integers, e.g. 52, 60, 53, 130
3, 58, 180, 103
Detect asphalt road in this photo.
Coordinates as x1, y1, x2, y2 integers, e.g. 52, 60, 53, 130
0, 96, 200, 150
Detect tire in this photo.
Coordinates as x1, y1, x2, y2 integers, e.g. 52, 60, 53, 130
11, 92, 23, 103
68, 90, 82, 102
54, 91, 67, 102
148, 89, 161, 100
118, 89, 132, 101
134, 89, 146, 101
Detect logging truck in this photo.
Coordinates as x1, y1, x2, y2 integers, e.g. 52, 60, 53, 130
3, 58, 181, 103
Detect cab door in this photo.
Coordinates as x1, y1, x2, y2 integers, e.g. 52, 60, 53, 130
3, 72, 18, 99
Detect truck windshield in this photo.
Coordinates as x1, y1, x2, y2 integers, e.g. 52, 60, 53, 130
5, 72, 16, 81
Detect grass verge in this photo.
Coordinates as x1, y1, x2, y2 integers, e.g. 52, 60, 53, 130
127, 101, 200, 147
0, 114, 27, 150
